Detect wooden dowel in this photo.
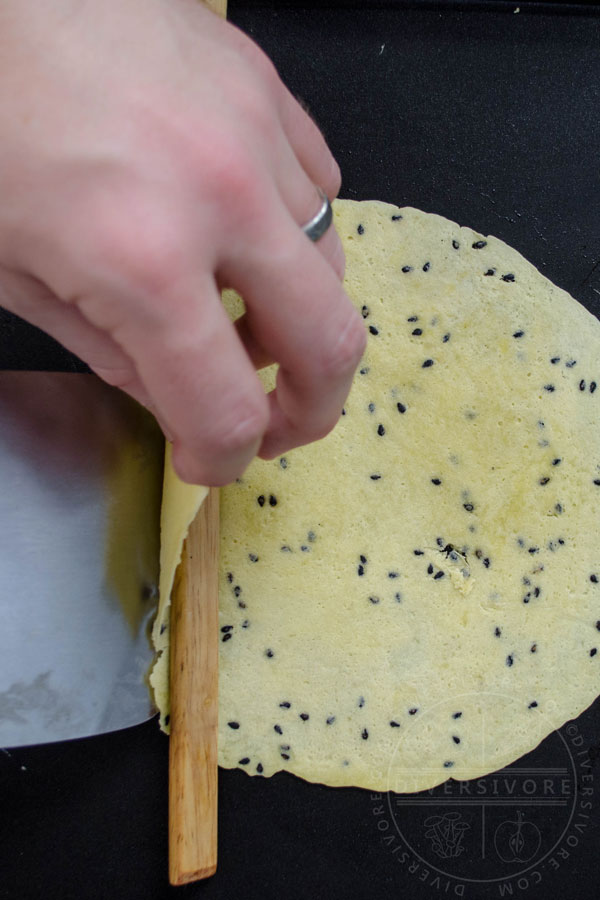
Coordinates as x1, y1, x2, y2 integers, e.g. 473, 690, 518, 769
168, 487, 220, 885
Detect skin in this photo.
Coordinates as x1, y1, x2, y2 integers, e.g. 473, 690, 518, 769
0, 0, 366, 485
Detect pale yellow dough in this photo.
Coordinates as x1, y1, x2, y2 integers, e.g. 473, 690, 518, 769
152, 200, 600, 792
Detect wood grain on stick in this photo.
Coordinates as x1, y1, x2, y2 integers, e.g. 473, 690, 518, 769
168, 486, 220, 885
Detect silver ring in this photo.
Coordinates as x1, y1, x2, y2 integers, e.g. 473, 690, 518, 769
302, 187, 332, 242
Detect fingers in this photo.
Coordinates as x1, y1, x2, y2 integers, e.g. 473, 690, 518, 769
220, 207, 366, 461
277, 86, 341, 202
108, 274, 270, 486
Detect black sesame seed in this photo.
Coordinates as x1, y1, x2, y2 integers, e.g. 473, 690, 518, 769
591, 382, 597, 394
501, 274, 516, 283
362, 728, 369, 740
390, 721, 401, 728
269, 494, 277, 507
494, 627, 501, 637
357, 224, 364, 235
357, 564, 365, 576
279, 701, 291, 708
300, 545, 309, 552
265, 649, 274, 658
257, 495, 265, 507
358, 696, 365, 708
539, 477, 550, 486
566, 359, 577, 368
280, 546, 291, 553
534, 587, 541, 598
392, 214, 403, 221
528, 547, 539, 554
361, 305, 369, 319
280, 744, 290, 751
160, 623, 167, 635
452, 240, 460, 250
388, 571, 399, 579
280, 753, 290, 760
341, 408, 346, 416
299, 713, 309, 721
484, 268, 496, 276
513, 331, 525, 339
238, 757, 250, 765
326, 715, 336, 725
360, 555, 367, 564
369, 595, 381, 604
369, 325, 379, 336
472, 240, 487, 250
274, 724, 282, 734
256, 763, 264, 774
414, 550, 424, 556
594, 480, 600, 486
431, 478, 442, 485
394, 592, 402, 602
377, 424, 385, 436
590, 574, 598, 583
423, 261, 431, 272
452, 735, 461, 744
360, 367, 369, 375
407, 315, 419, 323
241, 619, 249, 627
227, 572, 234, 584
434, 571, 445, 580
463, 503, 474, 512
530, 643, 537, 653
370, 474, 382, 481
368, 401, 376, 413
544, 385, 555, 393
397, 402, 407, 414
408, 707, 418, 716
591, 648, 598, 657
279, 457, 288, 469
596, 621, 600, 631
222, 633, 233, 643
228, 721, 240, 729
551, 356, 561, 364
483, 558, 491, 568
248, 553, 259, 562
506, 654, 514, 667
555, 503, 564, 513
444, 761, 454, 768
233, 585, 242, 598
452, 711, 463, 719
427, 563, 434, 575
443, 333, 451, 342
528, 701, 538, 709
402, 265, 413, 273
552, 458, 562, 466
412, 328, 423, 336
580, 380, 586, 391
422, 359, 434, 368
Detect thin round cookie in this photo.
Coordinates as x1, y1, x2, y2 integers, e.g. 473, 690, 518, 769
214, 200, 600, 792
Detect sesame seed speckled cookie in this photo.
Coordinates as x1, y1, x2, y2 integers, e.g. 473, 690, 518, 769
153, 200, 600, 792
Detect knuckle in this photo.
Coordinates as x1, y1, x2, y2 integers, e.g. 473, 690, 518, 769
91, 210, 185, 299
319, 309, 367, 380
205, 392, 269, 456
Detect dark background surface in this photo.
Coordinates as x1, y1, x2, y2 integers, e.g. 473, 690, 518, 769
2, 2, 600, 898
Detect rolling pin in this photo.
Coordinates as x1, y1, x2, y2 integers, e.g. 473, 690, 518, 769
168, 0, 227, 886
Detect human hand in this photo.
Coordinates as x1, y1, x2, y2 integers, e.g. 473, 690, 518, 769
0, 0, 365, 485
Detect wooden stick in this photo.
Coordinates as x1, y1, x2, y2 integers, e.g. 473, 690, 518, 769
168, 1, 227, 885
168, 487, 220, 886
